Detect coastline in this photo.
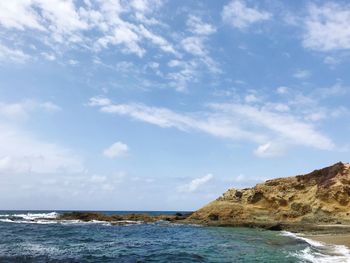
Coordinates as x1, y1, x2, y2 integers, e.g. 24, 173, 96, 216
302, 233, 350, 248
5, 210, 350, 251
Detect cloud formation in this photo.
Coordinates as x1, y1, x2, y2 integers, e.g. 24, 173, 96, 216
0, 0, 175, 58
103, 142, 129, 158
0, 100, 61, 120
303, 3, 350, 51
178, 174, 213, 193
0, 124, 83, 175
89, 95, 335, 156
222, 0, 271, 29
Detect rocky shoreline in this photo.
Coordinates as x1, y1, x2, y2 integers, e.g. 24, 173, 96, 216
55, 211, 350, 235
57, 211, 191, 225
54, 162, 350, 243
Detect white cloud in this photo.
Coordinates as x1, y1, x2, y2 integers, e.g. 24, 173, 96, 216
0, 100, 61, 120
171, 15, 220, 91
89, 175, 107, 183
39, 102, 61, 112
168, 60, 182, 67
0, 124, 84, 175
88, 96, 111, 107
0, 102, 30, 120
166, 60, 199, 92
254, 142, 285, 158
90, 98, 265, 142
0, 1, 218, 93
103, 142, 129, 158
0, 100, 79, 176
210, 103, 334, 150
0, 1, 44, 30
130, 0, 163, 14
276, 86, 288, 94
317, 83, 348, 98
178, 174, 213, 193
68, 59, 79, 65
0, 43, 30, 63
181, 37, 206, 56
186, 15, 216, 35
324, 56, 340, 66
96, 23, 145, 57
303, 3, 350, 51
0, 0, 88, 43
138, 24, 177, 55
90, 1, 176, 57
0, 0, 177, 59
244, 94, 259, 103
293, 69, 311, 79
41, 52, 56, 61
268, 103, 290, 112
222, 0, 271, 30
89, 96, 335, 155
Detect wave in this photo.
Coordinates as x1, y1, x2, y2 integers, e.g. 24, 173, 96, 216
281, 231, 350, 263
0, 212, 147, 226
0, 212, 59, 225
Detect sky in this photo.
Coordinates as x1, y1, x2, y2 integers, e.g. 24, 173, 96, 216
0, 0, 349, 211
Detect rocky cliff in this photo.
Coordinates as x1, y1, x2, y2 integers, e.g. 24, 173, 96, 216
188, 162, 350, 228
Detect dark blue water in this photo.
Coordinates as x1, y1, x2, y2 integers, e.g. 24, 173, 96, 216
0, 211, 349, 262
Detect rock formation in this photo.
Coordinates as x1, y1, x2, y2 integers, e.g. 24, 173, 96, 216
188, 162, 350, 229
58, 212, 190, 225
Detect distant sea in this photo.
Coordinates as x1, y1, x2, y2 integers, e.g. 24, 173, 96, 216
0, 211, 349, 262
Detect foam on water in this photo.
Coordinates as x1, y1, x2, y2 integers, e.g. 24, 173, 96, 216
0, 212, 148, 226
1, 211, 350, 262
281, 231, 350, 263
0, 212, 60, 224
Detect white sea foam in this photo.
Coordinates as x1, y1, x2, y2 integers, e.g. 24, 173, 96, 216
8, 212, 58, 220
0, 212, 150, 226
281, 231, 350, 263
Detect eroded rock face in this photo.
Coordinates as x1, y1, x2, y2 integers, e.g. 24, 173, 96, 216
189, 162, 350, 226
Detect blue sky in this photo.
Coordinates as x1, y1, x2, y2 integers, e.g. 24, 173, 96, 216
0, 0, 349, 210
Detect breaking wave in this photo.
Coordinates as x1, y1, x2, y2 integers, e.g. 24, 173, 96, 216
281, 231, 350, 263
0, 212, 145, 226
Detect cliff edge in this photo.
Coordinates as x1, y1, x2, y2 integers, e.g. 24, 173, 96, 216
188, 162, 350, 229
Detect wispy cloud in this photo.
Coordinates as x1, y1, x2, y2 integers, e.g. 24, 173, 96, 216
103, 142, 129, 159
0, 124, 83, 175
303, 2, 350, 51
178, 174, 213, 193
293, 69, 311, 79
0, 0, 176, 58
0, 99, 78, 176
0, 43, 29, 63
222, 0, 271, 30
186, 15, 216, 35
0, 100, 61, 120
88, 96, 335, 156
168, 14, 219, 91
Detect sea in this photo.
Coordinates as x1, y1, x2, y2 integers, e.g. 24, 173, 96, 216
0, 211, 349, 262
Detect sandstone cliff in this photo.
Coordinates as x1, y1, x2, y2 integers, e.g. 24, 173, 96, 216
188, 162, 350, 228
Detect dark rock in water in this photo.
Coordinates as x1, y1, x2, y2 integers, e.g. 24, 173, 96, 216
58, 211, 191, 225
59, 212, 112, 222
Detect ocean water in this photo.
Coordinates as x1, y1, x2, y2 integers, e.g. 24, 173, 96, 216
0, 211, 349, 262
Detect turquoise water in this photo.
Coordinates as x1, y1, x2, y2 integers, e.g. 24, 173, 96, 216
0, 211, 349, 262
